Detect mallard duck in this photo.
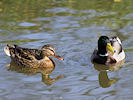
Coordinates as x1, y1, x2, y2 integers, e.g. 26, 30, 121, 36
91, 36, 125, 65
4, 44, 64, 68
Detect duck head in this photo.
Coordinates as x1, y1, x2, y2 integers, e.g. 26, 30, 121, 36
41, 45, 64, 60
98, 36, 115, 56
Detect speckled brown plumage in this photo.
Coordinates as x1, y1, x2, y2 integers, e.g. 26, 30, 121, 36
4, 44, 64, 68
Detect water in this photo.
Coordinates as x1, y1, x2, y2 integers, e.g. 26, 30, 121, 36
0, 0, 133, 100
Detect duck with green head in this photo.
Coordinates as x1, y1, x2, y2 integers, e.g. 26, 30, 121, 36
91, 36, 125, 65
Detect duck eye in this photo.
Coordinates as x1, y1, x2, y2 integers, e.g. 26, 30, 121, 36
48, 48, 55, 54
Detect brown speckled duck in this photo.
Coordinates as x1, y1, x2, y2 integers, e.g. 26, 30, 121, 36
4, 44, 64, 68
91, 36, 125, 65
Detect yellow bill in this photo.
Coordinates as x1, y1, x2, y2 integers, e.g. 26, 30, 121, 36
106, 43, 115, 53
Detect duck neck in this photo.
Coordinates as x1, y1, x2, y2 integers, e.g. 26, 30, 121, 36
98, 46, 108, 56
41, 51, 49, 59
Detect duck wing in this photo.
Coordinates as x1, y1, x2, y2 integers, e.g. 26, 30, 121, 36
13, 49, 36, 67
5, 44, 39, 67
14, 45, 42, 59
110, 36, 122, 54
6, 44, 42, 60
109, 37, 125, 62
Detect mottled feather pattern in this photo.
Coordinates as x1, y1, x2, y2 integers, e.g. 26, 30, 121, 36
8, 46, 35, 67
6, 44, 55, 68
14, 46, 42, 60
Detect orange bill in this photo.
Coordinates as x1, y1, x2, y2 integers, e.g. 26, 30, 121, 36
54, 55, 64, 60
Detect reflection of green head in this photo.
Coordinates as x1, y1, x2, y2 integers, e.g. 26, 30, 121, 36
99, 71, 117, 88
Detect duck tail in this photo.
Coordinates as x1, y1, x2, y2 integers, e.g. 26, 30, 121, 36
4, 44, 15, 56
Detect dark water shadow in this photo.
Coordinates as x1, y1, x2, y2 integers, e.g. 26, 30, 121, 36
5, 61, 64, 86
93, 60, 125, 88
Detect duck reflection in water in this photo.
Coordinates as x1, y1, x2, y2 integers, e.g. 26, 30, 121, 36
93, 60, 125, 88
6, 61, 64, 86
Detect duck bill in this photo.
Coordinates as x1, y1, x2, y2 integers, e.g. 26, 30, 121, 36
106, 43, 115, 53
54, 55, 64, 60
